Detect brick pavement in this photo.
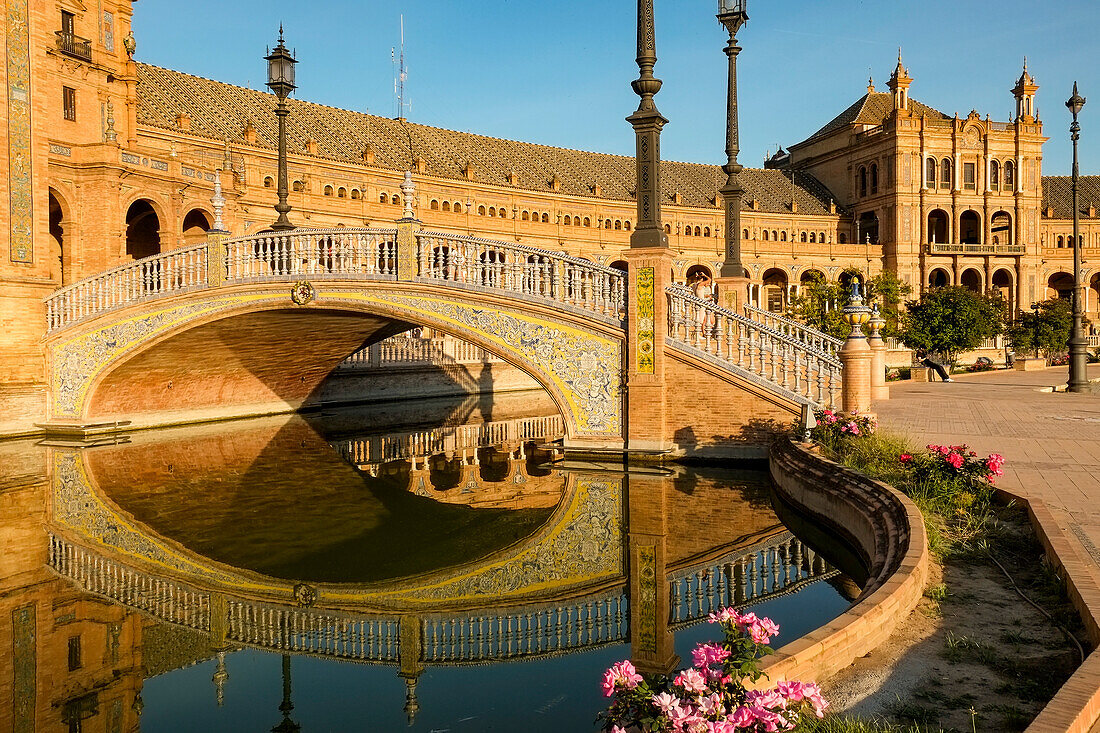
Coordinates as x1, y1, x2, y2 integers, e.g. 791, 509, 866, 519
875, 365, 1100, 733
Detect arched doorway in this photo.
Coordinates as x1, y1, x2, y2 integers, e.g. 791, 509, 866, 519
927, 209, 949, 244
1091, 273, 1100, 320
182, 209, 212, 247
684, 264, 713, 283
49, 190, 66, 285
126, 200, 161, 260
959, 210, 981, 245
608, 260, 628, 273
960, 268, 983, 293
1048, 272, 1074, 301
991, 268, 1014, 312
839, 269, 863, 294
857, 212, 879, 244
991, 211, 1012, 246
928, 268, 950, 289
761, 268, 788, 312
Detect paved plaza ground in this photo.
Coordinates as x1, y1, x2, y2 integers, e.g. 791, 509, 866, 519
875, 364, 1100, 575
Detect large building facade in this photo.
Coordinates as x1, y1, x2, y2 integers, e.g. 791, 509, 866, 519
1, 0, 1097, 434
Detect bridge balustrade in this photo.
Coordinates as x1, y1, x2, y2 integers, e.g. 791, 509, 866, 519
742, 304, 844, 359
225, 228, 399, 281
667, 290, 842, 409
416, 232, 625, 318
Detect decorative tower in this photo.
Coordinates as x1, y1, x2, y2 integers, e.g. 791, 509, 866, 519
1013, 59, 1039, 123
887, 50, 912, 113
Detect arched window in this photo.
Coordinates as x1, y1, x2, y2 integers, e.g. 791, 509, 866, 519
563, 215, 571, 226
990, 160, 1000, 189
583, 217, 591, 227
605, 219, 612, 229
694, 226, 702, 236
743, 228, 749, 239
379, 192, 388, 203
263, 176, 274, 188
800, 232, 807, 242
488, 207, 496, 217
838, 233, 847, 244
1004, 160, 1015, 188
926, 158, 937, 187
478, 205, 487, 216
772, 230, 778, 240
703, 227, 710, 237
1057, 235, 1065, 247
614, 220, 622, 230
337, 187, 347, 198
442, 201, 450, 212
541, 213, 550, 223
858, 166, 867, 197
624, 221, 632, 231
780, 231, 787, 242
940, 158, 952, 186
391, 194, 401, 205
350, 189, 361, 200
809, 232, 816, 243
819, 232, 826, 242
762, 230, 770, 241
292, 180, 304, 192
324, 185, 334, 196
664, 224, 672, 234
430, 199, 439, 210
521, 210, 530, 221
453, 202, 463, 214
870, 163, 879, 194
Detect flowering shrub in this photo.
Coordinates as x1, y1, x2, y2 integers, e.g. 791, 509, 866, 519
885, 368, 902, 382
600, 609, 827, 732
1051, 353, 1069, 366
966, 361, 995, 372
809, 409, 877, 452
914, 444, 1004, 487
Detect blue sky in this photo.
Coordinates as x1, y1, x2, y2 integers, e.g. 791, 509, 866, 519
134, 1, 1100, 175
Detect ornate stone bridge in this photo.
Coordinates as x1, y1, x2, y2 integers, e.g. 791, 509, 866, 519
42, 225, 842, 452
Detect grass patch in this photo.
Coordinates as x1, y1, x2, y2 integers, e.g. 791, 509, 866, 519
804, 716, 936, 732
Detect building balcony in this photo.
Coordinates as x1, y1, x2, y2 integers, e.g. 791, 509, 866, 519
926, 242, 1026, 256
55, 31, 92, 61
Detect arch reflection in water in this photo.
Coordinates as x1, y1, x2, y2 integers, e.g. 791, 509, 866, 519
41, 406, 854, 729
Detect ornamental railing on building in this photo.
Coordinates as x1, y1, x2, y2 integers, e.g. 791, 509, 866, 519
332, 414, 564, 467
926, 242, 1026, 255
667, 290, 842, 409
742, 304, 843, 358
337, 335, 503, 369
45, 228, 625, 332
48, 530, 834, 667
55, 31, 93, 61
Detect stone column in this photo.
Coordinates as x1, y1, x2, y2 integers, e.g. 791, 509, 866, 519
625, 248, 673, 452
627, 472, 678, 675
396, 171, 421, 282
867, 305, 889, 401
840, 278, 873, 414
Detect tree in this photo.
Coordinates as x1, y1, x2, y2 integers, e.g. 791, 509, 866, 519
788, 269, 911, 340
1005, 298, 1073, 362
899, 287, 1006, 366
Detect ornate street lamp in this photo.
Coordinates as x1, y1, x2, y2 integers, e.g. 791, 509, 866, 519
627, 0, 669, 249
266, 26, 297, 232
716, 0, 748, 279
1066, 82, 1087, 391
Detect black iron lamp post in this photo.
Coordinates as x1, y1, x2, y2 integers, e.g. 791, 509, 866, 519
716, 0, 748, 278
266, 26, 298, 232
1067, 82, 1088, 391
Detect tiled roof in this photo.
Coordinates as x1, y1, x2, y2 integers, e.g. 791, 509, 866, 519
797, 92, 949, 146
1042, 176, 1100, 218
136, 64, 839, 216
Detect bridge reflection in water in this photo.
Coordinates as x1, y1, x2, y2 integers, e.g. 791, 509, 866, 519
37, 404, 854, 730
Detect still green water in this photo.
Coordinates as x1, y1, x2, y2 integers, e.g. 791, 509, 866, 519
6, 396, 856, 732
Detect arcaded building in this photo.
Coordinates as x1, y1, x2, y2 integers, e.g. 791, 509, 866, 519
1, 0, 1097, 429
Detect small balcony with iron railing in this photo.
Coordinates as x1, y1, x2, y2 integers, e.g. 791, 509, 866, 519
926, 242, 1026, 256
55, 31, 92, 61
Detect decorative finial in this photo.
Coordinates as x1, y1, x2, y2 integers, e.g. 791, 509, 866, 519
1023, 55, 1028, 73
867, 72, 875, 94
211, 170, 226, 232
104, 99, 117, 143
279, 23, 284, 41
400, 171, 416, 220
898, 47, 902, 64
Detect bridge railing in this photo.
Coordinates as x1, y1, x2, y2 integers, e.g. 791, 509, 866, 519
224, 228, 399, 281
416, 232, 625, 318
338, 335, 503, 369
667, 289, 842, 409
742, 304, 844, 358
46, 245, 209, 331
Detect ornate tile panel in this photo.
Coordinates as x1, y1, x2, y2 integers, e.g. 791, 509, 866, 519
12, 604, 35, 733
636, 267, 655, 373
7, 0, 33, 263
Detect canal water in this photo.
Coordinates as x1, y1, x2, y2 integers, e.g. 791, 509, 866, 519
4, 392, 858, 732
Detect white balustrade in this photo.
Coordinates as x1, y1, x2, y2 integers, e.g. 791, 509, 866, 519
742, 303, 844, 358
668, 290, 842, 409
416, 232, 624, 318
224, 228, 398, 281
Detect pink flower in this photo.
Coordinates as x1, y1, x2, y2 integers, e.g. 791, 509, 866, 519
692, 643, 731, 669
776, 680, 805, 702
603, 660, 643, 696
674, 667, 709, 695
898, 452, 912, 463
708, 608, 738, 624
748, 617, 780, 645
729, 706, 756, 727
611, 726, 627, 733
652, 691, 681, 716
697, 692, 723, 717
945, 452, 964, 469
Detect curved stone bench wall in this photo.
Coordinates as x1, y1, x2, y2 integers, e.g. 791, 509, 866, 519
762, 438, 929, 685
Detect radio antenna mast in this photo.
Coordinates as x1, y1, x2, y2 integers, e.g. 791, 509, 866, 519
393, 15, 408, 121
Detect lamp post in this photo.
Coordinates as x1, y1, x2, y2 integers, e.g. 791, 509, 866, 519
1067, 82, 1087, 391
716, 0, 748, 281
266, 26, 297, 232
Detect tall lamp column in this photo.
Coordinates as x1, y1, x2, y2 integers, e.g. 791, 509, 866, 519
1067, 82, 1087, 392
716, 0, 749, 308
266, 26, 298, 232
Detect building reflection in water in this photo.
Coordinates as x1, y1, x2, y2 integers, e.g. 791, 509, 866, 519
0, 402, 850, 730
